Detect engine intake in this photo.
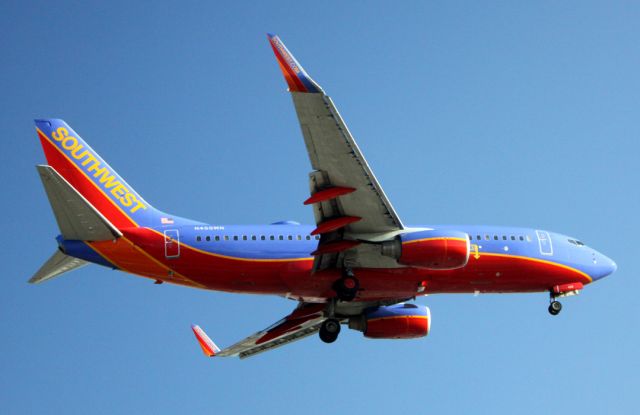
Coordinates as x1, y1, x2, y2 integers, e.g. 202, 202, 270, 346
382, 229, 470, 270
348, 303, 431, 339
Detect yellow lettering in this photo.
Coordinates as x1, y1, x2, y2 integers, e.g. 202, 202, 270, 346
61, 136, 78, 150
70, 144, 87, 160
96, 170, 120, 189
81, 153, 97, 167
121, 192, 135, 207
52, 129, 150, 216
130, 197, 147, 213
51, 127, 68, 142
110, 183, 127, 199
88, 162, 104, 174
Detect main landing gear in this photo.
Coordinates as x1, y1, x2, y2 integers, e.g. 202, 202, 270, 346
320, 269, 359, 343
319, 298, 342, 343
333, 268, 360, 302
319, 318, 341, 343
548, 292, 563, 316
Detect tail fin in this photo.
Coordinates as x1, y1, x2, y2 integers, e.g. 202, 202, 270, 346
35, 119, 158, 229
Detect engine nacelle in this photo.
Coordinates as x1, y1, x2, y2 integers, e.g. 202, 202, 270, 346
348, 303, 431, 339
381, 229, 470, 270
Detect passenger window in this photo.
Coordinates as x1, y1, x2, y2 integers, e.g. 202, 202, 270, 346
242, 235, 247, 241
519, 236, 524, 241
252, 235, 257, 241
510, 235, 515, 241
485, 235, 490, 240
205, 236, 210, 242
493, 235, 498, 240
261, 235, 266, 240
526, 235, 531, 242
306, 235, 311, 240
315, 235, 320, 240
288, 235, 293, 240
270, 235, 275, 241
468, 235, 472, 240
224, 236, 229, 241
502, 235, 507, 240
297, 235, 302, 240
476, 235, 481, 240
196, 236, 201, 242
233, 235, 238, 241
279, 235, 284, 240
215, 235, 220, 241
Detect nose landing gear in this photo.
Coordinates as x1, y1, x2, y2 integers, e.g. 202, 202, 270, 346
548, 300, 562, 315
548, 291, 563, 315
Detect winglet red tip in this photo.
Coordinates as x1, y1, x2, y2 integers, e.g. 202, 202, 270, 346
191, 324, 220, 357
267, 33, 323, 94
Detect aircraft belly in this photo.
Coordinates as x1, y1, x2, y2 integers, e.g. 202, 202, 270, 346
84, 226, 592, 299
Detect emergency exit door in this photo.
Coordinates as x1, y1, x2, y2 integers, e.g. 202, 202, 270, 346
164, 229, 180, 259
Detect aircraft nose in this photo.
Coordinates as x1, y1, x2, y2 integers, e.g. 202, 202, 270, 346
591, 251, 617, 281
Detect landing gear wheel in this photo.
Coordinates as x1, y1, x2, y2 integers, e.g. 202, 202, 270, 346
333, 271, 360, 302
319, 319, 341, 343
548, 300, 562, 316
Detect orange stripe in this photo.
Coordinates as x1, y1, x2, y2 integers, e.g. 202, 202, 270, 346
403, 237, 468, 245
368, 315, 429, 322
88, 237, 206, 289
479, 252, 593, 283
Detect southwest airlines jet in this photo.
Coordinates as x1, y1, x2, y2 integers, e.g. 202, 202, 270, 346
31, 35, 616, 359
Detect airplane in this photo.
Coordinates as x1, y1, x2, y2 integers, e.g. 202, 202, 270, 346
30, 34, 617, 359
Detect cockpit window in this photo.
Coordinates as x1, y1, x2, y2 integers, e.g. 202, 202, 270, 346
568, 239, 586, 246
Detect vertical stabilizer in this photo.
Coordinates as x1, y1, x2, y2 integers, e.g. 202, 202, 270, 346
35, 119, 160, 229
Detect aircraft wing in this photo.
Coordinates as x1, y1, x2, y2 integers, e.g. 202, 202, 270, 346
192, 302, 326, 359
268, 34, 405, 271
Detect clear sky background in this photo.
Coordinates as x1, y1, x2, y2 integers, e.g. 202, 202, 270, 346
1, 1, 638, 413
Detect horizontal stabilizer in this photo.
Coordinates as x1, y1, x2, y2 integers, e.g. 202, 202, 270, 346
29, 249, 88, 284
37, 165, 121, 241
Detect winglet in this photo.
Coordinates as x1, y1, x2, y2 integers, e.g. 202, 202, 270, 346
267, 34, 323, 93
191, 324, 221, 357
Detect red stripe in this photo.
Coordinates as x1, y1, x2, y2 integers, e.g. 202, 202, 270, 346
38, 130, 136, 229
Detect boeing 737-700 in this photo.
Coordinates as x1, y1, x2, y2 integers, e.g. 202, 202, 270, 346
30, 34, 616, 359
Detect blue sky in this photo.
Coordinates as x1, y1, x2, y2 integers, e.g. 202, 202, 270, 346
1, 1, 638, 413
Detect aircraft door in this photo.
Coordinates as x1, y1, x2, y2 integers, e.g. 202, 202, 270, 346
536, 230, 553, 256
164, 229, 180, 259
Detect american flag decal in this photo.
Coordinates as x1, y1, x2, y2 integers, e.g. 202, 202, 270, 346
161, 217, 174, 225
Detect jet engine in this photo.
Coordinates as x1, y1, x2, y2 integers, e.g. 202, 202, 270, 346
381, 229, 470, 270
348, 303, 431, 339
